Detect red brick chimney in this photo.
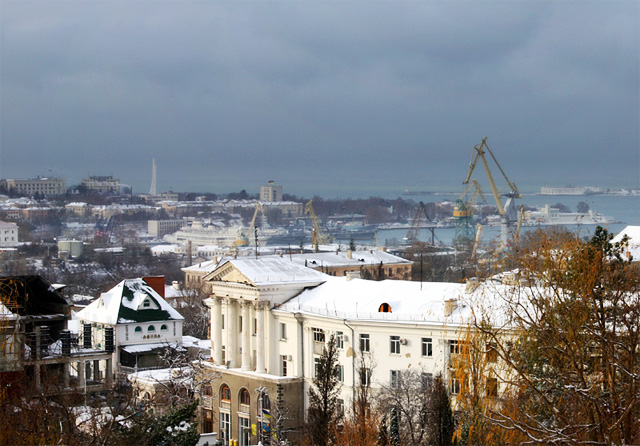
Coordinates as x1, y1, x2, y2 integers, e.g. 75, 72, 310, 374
143, 276, 165, 299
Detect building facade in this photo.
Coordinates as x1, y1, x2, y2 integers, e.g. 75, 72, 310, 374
260, 182, 283, 202
198, 257, 481, 446
0, 221, 19, 248
81, 176, 121, 194
1, 177, 66, 196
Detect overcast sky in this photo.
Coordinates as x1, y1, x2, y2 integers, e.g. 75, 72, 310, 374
1, 1, 638, 198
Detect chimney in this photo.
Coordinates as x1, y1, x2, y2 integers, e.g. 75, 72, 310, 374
347, 250, 353, 259
143, 276, 165, 299
444, 299, 458, 317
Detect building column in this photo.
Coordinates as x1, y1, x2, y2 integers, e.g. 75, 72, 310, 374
241, 300, 251, 371
78, 361, 86, 388
211, 296, 223, 365
227, 299, 237, 368
255, 302, 266, 374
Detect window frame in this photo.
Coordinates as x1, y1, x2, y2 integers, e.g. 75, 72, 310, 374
421, 337, 433, 357
390, 335, 400, 354
359, 333, 370, 352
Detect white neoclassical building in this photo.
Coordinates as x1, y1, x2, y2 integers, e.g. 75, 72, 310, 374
198, 257, 483, 446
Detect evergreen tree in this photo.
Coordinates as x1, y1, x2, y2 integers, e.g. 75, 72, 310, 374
307, 334, 341, 446
428, 374, 455, 446
377, 415, 389, 446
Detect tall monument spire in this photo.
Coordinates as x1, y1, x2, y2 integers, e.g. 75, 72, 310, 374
149, 158, 157, 195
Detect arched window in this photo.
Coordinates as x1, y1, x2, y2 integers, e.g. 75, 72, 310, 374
239, 388, 250, 406
148, 325, 155, 332
378, 303, 392, 313
134, 326, 142, 333
161, 324, 168, 331
220, 384, 231, 402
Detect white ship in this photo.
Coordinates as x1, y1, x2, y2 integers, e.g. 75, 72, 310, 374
528, 204, 616, 225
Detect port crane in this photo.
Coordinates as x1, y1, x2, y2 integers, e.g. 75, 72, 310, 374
405, 202, 434, 245
234, 202, 264, 247
464, 137, 522, 245
305, 200, 331, 252
453, 179, 486, 244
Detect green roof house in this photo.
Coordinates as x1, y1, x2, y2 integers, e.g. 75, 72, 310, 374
76, 278, 184, 373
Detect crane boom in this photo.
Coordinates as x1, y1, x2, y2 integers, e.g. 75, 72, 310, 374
463, 137, 520, 220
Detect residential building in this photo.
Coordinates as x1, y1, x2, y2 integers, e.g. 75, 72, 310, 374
0, 275, 113, 398
1, 177, 66, 197
198, 257, 477, 446
81, 176, 121, 194
75, 277, 184, 376
260, 181, 283, 202
0, 221, 19, 248
148, 219, 188, 238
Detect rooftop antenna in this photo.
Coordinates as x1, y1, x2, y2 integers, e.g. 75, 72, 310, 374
254, 227, 258, 259
149, 158, 157, 195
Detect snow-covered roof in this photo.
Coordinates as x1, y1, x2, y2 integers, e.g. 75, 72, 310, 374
278, 276, 471, 324
286, 250, 411, 268
76, 278, 184, 325
612, 225, 640, 261
182, 259, 218, 273
212, 257, 328, 286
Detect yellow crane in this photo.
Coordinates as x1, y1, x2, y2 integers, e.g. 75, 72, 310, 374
234, 202, 264, 247
464, 137, 522, 244
454, 179, 487, 244
305, 200, 331, 252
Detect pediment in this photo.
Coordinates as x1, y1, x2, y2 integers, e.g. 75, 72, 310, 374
205, 262, 255, 286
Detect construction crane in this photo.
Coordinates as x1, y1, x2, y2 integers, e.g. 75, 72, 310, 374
453, 179, 486, 244
305, 200, 331, 252
464, 137, 522, 244
405, 202, 434, 245
234, 202, 264, 247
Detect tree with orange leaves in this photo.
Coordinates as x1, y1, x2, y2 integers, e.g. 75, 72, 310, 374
456, 226, 640, 445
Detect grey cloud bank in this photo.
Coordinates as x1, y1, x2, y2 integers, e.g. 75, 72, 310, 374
1, 1, 638, 198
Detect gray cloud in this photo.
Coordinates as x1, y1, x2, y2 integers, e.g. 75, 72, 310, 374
1, 1, 638, 197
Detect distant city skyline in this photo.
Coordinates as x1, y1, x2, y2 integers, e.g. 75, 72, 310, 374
1, 1, 638, 199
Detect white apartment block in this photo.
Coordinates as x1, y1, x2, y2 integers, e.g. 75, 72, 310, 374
260, 182, 283, 202
1, 177, 66, 196
81, 176, 121, 194
198, 257, 484, 445
0, 221, 18, 247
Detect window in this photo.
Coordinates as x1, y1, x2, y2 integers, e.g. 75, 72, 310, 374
312, 327, 325, 343
143, 299, 150, 308
202, 383, 213, 397
390, 335, 400, 354
221, 314, 225, 330
280, 323, 287, 340
281, 355, 288, 377
378, 303, 392, 313
335, 331, 344, 349
486, 343, 497, 363
360, 334, 370, 352
450, 377, 461, 394
449, 340, 460, 354
239, 388, 250, 410
360, 367, 371, 386
390, 370, 400, 388
239, 316, 242, 332
220, 384, 231, 402
134, 326, 142, 333
148, 325, 155, 332
421, 373, 433, 389
486, 378, 498, 397
222, 345, 226, 364
203, 409, 213, 433
337, 399, 345, 418
239, 416, 250, 446
422, 338, 433, 357
253, 318, 257, 335
314, 357, 321, 377
337, 365, 344, 382
160, 324, 168, 331
258, 393, 271, 415
220, 412, 230, 446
